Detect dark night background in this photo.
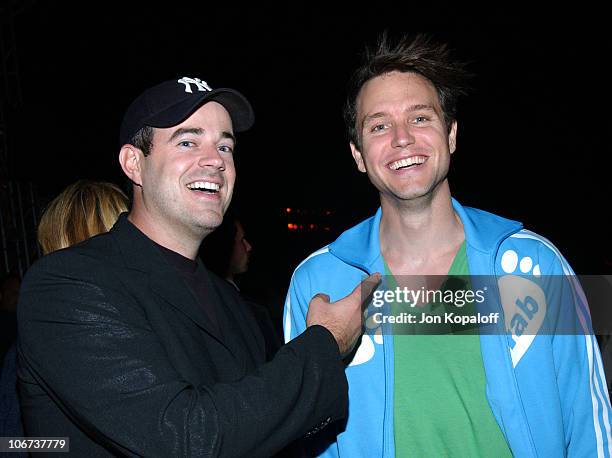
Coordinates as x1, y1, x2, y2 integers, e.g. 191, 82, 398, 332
2, 2, 611, 321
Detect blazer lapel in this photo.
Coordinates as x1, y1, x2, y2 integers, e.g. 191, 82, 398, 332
110, 214, 228, 349
216, 286, 264, 365
197, 265, 258, 367
148, 268, 227, 346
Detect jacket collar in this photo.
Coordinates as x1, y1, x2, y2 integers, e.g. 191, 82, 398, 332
329, 198, 523, 271
329, 208, 383, 273
451, 198, 523, 255
108, 213, 232, 349
110, 213, 176, 274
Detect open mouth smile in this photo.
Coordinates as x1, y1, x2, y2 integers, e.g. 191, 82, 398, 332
388, 155, 428, 171
186, 180, 221, 194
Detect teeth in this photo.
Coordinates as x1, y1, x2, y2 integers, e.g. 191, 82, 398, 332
187, 181, 220, 191
390, 156, 426, 170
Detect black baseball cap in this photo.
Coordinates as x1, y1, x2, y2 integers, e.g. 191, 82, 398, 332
119, 77, 254, 146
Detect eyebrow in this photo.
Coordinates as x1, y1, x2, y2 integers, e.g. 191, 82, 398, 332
221, 131, 237, 145
361, 104, 437, 127
407, 104, 436, 112
167, 127, 236, 145
168, 127, 204, 143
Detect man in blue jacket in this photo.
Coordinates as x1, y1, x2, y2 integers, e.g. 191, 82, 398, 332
284, 34, 612, 457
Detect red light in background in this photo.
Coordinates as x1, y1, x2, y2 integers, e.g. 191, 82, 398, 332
286, 208, 334, 232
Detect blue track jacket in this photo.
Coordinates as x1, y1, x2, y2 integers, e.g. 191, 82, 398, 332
284, 199, 612, 457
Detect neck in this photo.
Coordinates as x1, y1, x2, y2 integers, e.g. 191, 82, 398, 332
128, 209, 204, 260
379, 181, 464, 271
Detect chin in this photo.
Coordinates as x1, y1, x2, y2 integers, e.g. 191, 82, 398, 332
192, 214, 223, 232
203, 218, 223, 230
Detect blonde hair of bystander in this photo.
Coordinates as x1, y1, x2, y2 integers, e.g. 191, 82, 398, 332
38, 180, 129, 255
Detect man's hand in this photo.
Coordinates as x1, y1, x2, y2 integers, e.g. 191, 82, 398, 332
306, 273, 381, 358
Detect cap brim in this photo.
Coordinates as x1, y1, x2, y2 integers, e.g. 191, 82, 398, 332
146, 88, 254, 133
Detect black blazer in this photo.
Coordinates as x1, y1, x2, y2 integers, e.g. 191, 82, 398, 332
17, 215, 347, 457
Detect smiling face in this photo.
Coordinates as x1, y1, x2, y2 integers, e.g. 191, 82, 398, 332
351, 71, 457, 207
126, 101, 236, 244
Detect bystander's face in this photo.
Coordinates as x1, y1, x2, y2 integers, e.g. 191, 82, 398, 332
138, 101, 236, 238
351, 71, 457, 206
229, 221, 252, 275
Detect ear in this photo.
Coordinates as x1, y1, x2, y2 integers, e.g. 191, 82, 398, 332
448, 121, 458, 154
350, 142, 367, 173
118, 145, 144, 186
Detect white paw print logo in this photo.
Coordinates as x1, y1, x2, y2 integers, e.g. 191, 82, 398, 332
500, 249, 541, 278
498, 250, 546, 367
347, 298, 385, 367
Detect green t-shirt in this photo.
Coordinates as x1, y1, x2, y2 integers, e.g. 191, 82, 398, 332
387, 242, 512, 457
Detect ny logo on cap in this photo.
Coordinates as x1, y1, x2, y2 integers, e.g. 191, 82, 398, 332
177, 77, 212, 94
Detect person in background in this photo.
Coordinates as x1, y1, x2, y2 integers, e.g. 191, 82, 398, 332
200, 210, 251, 291
1, 179, 128, 447
201, 211, 282, 360
37, 179, 129, 255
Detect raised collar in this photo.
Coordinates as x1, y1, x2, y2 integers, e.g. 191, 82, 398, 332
329, 198, 523, 271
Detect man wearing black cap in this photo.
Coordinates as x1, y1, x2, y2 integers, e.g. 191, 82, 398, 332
17, 77, 379, 457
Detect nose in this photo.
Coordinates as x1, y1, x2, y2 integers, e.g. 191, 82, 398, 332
244, 238, 252, 253
198, 145, 225, 171
391, 123, 416, 148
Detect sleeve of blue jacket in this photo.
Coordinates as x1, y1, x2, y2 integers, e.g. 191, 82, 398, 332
284, 262, 310, 344
498, 232, 612, 457
551, 251, 611, 457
